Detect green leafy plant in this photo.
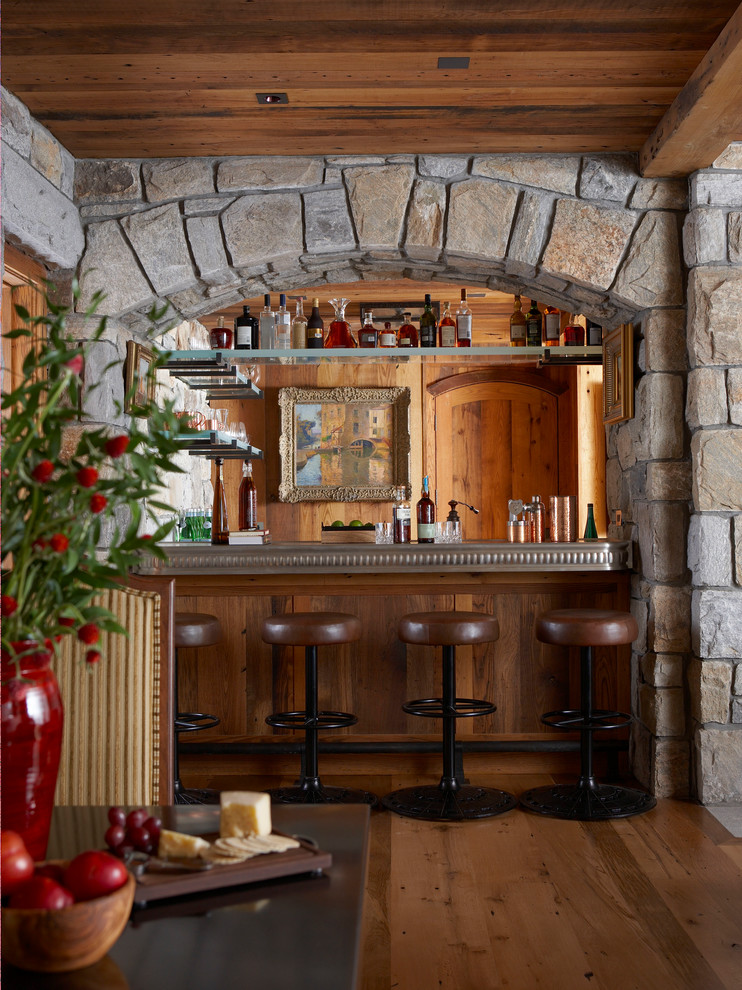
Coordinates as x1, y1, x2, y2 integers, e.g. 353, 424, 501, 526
1, 282, 190, 669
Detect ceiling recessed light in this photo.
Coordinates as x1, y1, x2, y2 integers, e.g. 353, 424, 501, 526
256, 93, 289, 104
437, 57, 470, 69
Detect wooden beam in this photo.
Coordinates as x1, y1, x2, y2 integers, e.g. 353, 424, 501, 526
640, 2, 742, 176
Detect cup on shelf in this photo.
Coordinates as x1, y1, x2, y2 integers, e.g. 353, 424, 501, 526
209, 408, 228, 432
183, 509, 207, 541
375, 522, 393, 544
435, 521, 461, 543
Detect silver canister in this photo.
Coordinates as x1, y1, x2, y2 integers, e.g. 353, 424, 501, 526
548, 495, 577, 542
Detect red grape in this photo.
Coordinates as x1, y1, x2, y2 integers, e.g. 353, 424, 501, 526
127, 826, 151, 852
143, 816, 162, 840
126, 808, 148, 830
104, 824, 126, 850
107, 806, 126, 827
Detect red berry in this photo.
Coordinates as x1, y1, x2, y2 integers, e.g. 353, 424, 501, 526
58, 616, 76, 628
1, 595, 18, 616
125, 808, 148, 830
108, 806, 126, 827
32, 538, 48, 551
85, 649, 101, 665
66, 354, 84, 375
105, 435, 129, 458
76, 466, 99, 488
50, 533, 69, 552
78, 623, 100, 645
104, 824, 126, 850
31, 460, 55, 483
90, 493, 107, 514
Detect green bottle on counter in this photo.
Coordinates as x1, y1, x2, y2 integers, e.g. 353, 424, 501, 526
583, 503, 598, 540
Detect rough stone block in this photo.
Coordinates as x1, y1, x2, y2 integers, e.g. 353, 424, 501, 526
76, 220, 155, 316
2, 87, 32, 157
616, 421, 637, 470
642, 308, 687, 373
689, 658, 732, 723
695, 727, 742, 802
579, 155, 638, 204
30, 120, 64, 189
683, 208, 727, 266
472, 155, 579, 195
629, 178, 687, 210
405, 179, 445, 260
506, 189, 555, 274
688, 513, 732, 586
636, 501, 687, 582
142, 159, 214, 202
652, 738, 690, 799
542, 199, 636, 290
185, 215, 230, 282
304, 187, 356, 254
217, 157, 323, 191
613, 211, 683, 308
344, 164, 415, 250
631, 373, 685, 461
734, 660, 742, 694
78, 336, 126, 426
640, 684, 685, 736
222, 192, 303, 267
686, 367, 728, 429
733, 698, 742, 722
725, 367, 742, 425
2, 143, 85, 270
630, 598, 648, 655
418, 156, 470, 179
445, 178, 518, 260
734, 516, 742, 586
692, 430, 742, 511
121, 203, 194, 296
693, 588, 742, 658
74, 160, 142, 204
644, 461, 692, 502
712, 143, 742, 169
649, 585, 691, 653
729, 213, 742, 264
641, 653, 684, 688
688, 267, 742, 367
182, 195, 235, 216
691, 171, 742, 208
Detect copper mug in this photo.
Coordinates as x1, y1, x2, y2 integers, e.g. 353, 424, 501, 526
548, 496, 576, 542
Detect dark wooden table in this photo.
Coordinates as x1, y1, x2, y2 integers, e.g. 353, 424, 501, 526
2, 803, 370, 990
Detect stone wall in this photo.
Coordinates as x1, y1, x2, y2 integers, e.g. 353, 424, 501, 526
685, 146, 742, 803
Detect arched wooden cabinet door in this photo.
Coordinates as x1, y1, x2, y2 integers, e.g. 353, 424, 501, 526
427, 369, 577, 540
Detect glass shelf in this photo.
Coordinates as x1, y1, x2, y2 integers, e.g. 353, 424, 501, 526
165, 355, 262, 399
168, 346, 602, 366
179, 431, 263, 460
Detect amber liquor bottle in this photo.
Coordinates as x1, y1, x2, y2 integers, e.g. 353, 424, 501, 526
211, 458, 229, 545
416, 476, 435, 543
326, 297, 357, 348
398, 313, 418, 347
393, 486, 411, 544
358, 311, 378, 348
438, 301, 456, 347
379, 320, 397, 348
419, 294, 437, 348
306, 297, 325, 349
238, 460, 258, 530
543, 305, 560, 347
456, 289, 472, 347
509, 295, 527, 347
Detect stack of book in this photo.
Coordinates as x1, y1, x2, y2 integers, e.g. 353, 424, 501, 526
228, 529, 271, 546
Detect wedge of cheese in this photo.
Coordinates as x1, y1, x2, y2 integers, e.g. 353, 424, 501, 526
220, 790, 272, 838
158, 828, 210, 859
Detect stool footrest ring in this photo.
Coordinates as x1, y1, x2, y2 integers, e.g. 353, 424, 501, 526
266, 709, 358, 731
402, 697, 497, 720
175, 713, 221, 733
541, 708, 632, 732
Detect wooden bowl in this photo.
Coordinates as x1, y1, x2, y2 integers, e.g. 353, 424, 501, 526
1, 867, 135, 973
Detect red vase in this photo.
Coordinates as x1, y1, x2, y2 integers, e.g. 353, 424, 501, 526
1, 645, 64, 859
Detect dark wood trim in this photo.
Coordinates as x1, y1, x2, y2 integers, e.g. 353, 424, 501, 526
427, 368, 569, 397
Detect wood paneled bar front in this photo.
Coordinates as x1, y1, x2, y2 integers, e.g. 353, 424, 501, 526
136, 542, 632, 788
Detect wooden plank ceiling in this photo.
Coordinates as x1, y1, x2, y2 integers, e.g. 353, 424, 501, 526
2, 1, 741, 175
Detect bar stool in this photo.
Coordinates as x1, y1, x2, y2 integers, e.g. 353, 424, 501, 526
174, 612, 222, 805
262, 611, 377, 806
382, 611, 517, 821
520, 608, 656, 820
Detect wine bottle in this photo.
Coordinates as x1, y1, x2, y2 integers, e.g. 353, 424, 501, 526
234, 306, 253, 350
509, 295, 526, 347
456, 289, 472, 347
393, 486, 411, 544
398, 313, 418, 347
275, 293, 291, 349
379, 320, 397, 348
438, 301, 456, 347
209, 315, 232, 350
419, 294, 437, 348
526, 300, 542, 347
586, 319, 603, 346
238, 460, 258, 531
583, 503, 598, 540
416, 476, 435, 543
543, 305, 560, 347
292, 297, 308, 349
211, 458, 229, 545
306, 297, 324, 349
259, 294, 275, 350
358, 311, 378, 348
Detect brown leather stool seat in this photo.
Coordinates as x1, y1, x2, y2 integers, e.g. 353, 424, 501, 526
173, 612, 224, 805
263, 612, 376, 807
520, 608, 656, 821
382, 611, 517, 822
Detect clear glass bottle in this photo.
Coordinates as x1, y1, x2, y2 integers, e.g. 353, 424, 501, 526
419, 293, 437, 348
358, 311, 378, 348
275, 293, 291, 349
306, 297, 324, 349
292, 297, 308, 349
509, 295, 526, 347
238, 460, 258, 531
211, 457, 229, 545
326, 298, 357, 348
209, 315, 232, 349
234, 305, 253, 350
259, 294, 275, 350
438, 301, 456, 347
456, 288, 472, 347
583, 502, 598, 540
543, 305, 561, 347
525, 300, 542, 347
398, 313, 418, 348
416, 476, 435, 543
393, 486, 411, 544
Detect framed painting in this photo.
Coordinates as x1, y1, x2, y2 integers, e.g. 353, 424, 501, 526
278, 385, 411, 502
602, 323, 634, 425
124, 340, 156, 413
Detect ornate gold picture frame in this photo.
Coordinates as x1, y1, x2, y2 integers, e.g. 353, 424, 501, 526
602, 323, 634, 425
124, 341, 156, 413
278, 385, 411, 502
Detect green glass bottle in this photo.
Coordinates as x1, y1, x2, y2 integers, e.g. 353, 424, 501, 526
583, 503, 598, 540
419, 294, 437, 348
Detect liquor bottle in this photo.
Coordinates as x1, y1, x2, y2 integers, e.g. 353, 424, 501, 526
392, 486, 411, 544
398, 313, 419, 348
563, 314, 585, 347
586, 319, 603, 346
358, 311, 378, 348
292, 297, 308, 349
456, 289, 472, 347
259, 294, 275, 350
211, 458, 229, 545
306, 297, 325, 349
526, 300, 543, 347
379, 320, 397, 348
543, 305, 560, 347
275, 293, 291, 349
209, 315, 232, 350
438, 301, 456, 347
416, 476, 435, 543
326, 297, 357, 348
509, 295, 526, 347
238, 459, 258, 531
234, 305, 253, 350
583, 503, 598, 540
419, 294, 437, 348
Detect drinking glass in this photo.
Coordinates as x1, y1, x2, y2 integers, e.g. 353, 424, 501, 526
375, 522, 393, 544
435, 522, 449, 543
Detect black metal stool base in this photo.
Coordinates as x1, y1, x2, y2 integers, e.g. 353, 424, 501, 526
520, 782, 656, 821
269, 782, 377, 807
382, 783, 517, 821
174, 786, 221, 806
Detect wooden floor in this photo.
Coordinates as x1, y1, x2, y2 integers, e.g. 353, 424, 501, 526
201, 769, 742, 990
